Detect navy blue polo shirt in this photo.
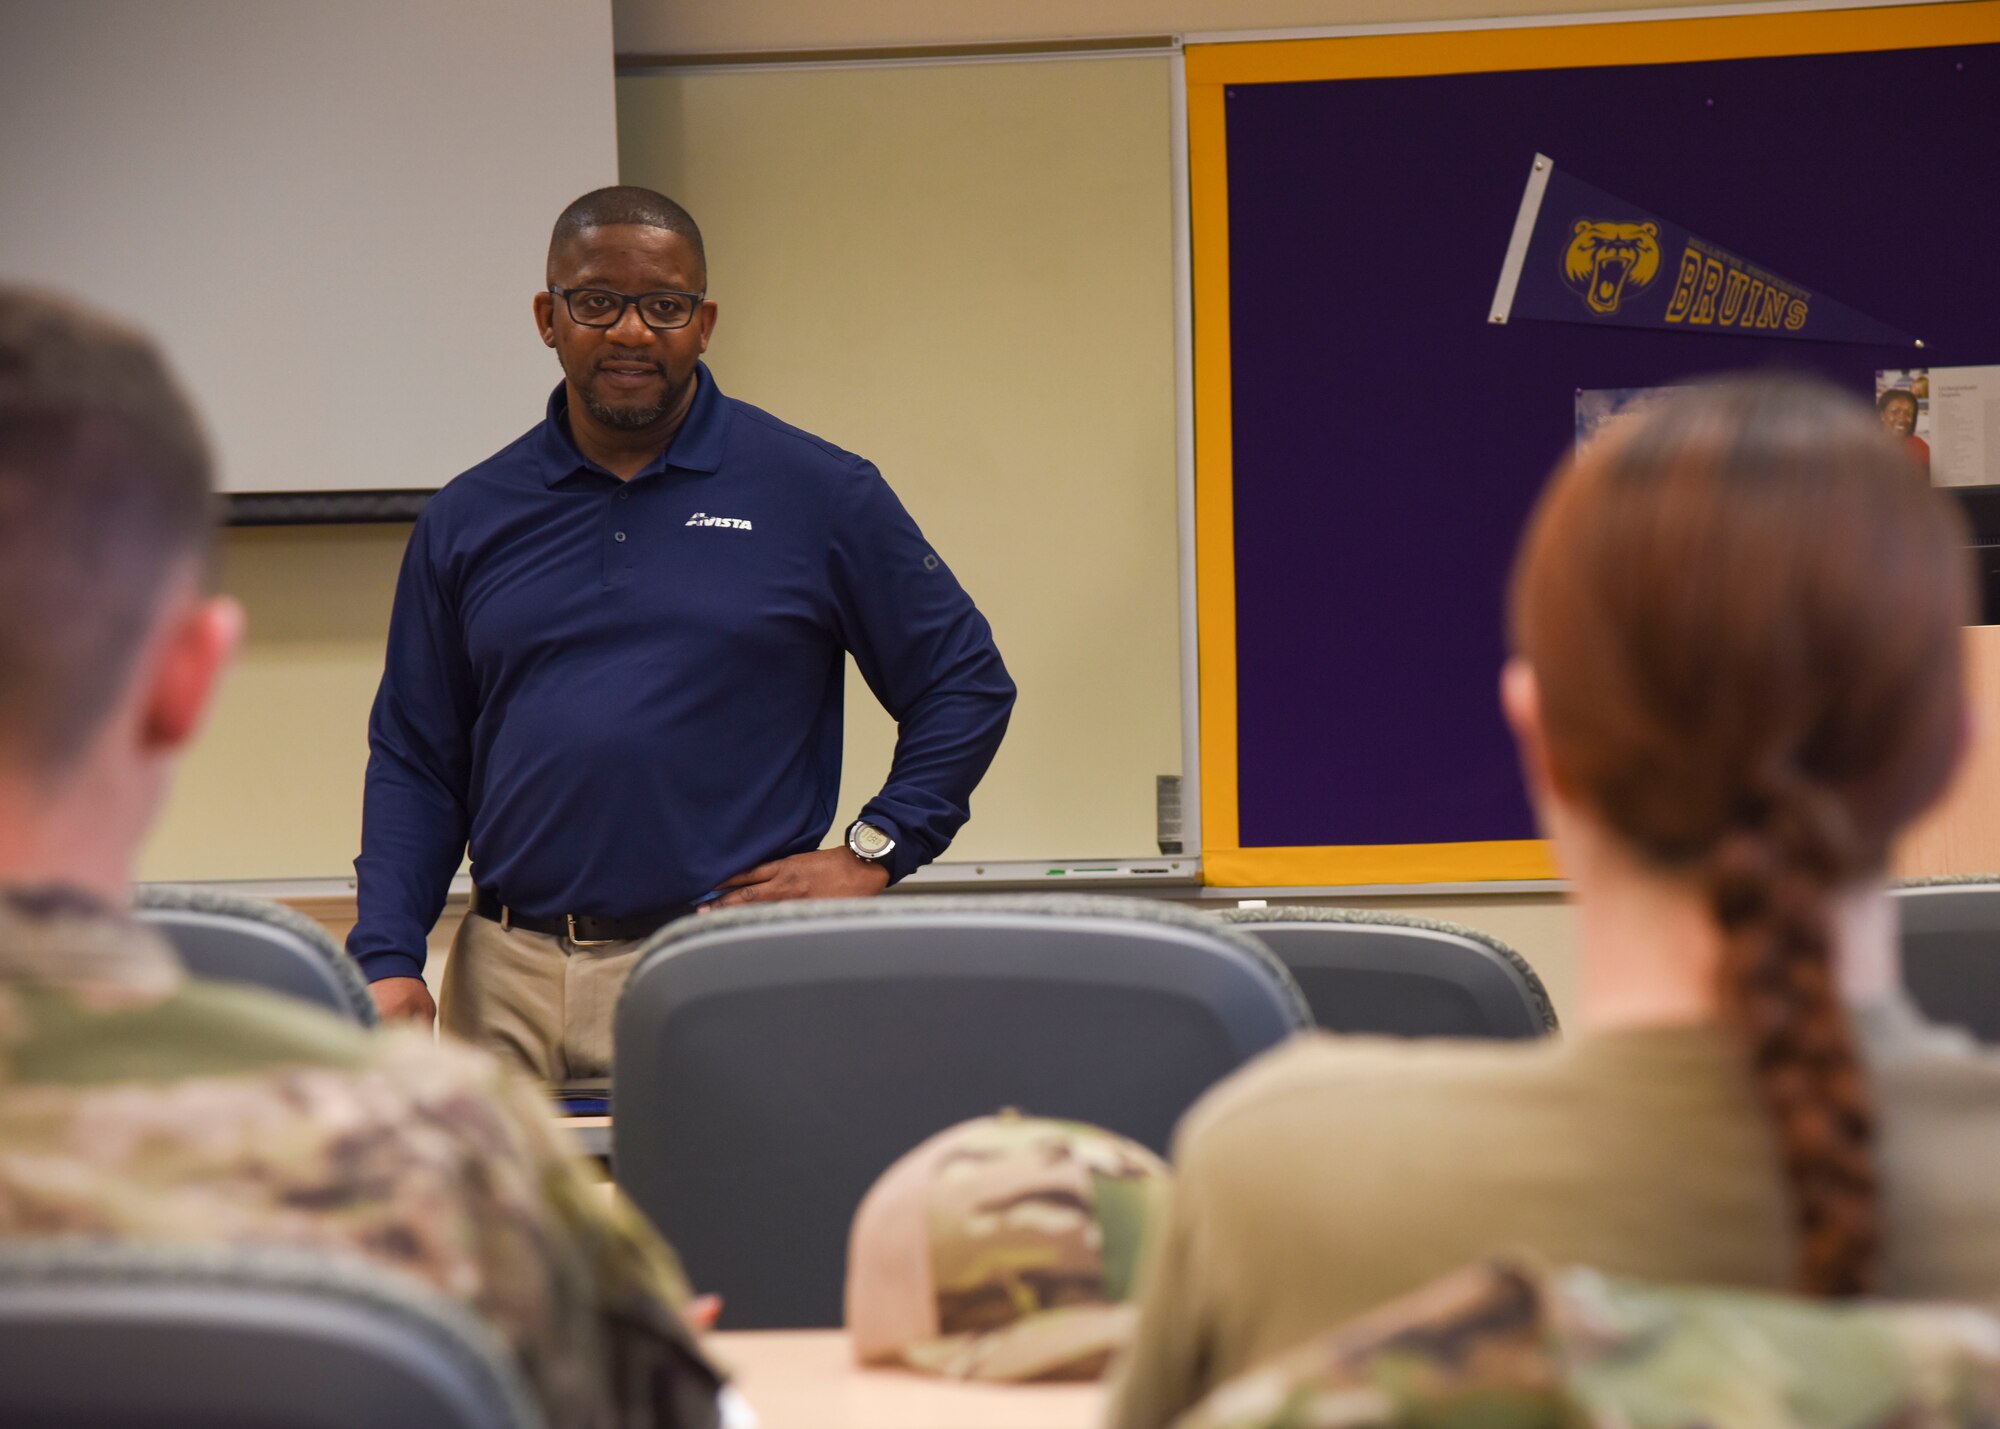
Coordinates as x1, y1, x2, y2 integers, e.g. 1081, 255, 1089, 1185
346, 366, 1014, 983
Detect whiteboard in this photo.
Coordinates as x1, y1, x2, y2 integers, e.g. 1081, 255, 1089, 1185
0, 0, 617, 495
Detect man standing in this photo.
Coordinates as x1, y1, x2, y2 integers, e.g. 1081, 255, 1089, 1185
0, 286, 721, 1428
349, 187, 1015, 1075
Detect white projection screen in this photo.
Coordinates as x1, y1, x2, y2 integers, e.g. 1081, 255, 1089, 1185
0, 0, 616, 503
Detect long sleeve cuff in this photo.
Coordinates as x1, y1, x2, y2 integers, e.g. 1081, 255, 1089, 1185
857, 810, 927, 885
353, 947, 427, 984
346, 895, 439, 985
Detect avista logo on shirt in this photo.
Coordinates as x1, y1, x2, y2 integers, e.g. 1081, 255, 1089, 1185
684, 512, 754, 531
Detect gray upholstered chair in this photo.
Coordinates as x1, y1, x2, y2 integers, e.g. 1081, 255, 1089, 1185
134, 885, 378, 1027
612, 894, 1309, 1329
0, 1241, 541, 1428
1895, 877, 2000, 1044
1216, 906, 1558, 1040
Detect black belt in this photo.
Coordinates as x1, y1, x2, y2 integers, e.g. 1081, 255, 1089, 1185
470, 885, 698, 947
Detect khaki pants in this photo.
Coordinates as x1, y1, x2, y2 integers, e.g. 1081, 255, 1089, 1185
439, 913, 645, 1081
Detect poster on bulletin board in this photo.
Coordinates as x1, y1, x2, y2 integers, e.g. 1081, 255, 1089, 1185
1188, 2, 2000, 888
1494, 155, 1919, 347
1877, 365, 2000, 486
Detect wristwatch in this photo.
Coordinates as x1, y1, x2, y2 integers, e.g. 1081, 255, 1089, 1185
845, 818, 896, 864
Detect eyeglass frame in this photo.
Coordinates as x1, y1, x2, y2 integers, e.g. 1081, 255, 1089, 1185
547, 283, 709, 332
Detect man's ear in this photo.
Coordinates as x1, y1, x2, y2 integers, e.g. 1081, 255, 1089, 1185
140, 593, 245, 755
695, 298, 717, 355
533, 290, 557, 348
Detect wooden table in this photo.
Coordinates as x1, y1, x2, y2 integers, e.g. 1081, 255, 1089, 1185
705, 1328, 1105, 1429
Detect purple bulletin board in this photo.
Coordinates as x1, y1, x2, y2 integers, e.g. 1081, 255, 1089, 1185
1188, 4, 2000, 887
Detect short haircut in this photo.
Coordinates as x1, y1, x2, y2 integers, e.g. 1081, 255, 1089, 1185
548, 186, 707, 285
1878, 388, 1918, 414
0, 287, 215, 773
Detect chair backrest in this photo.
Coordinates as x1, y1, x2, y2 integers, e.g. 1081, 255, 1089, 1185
612, 894, 1309, 1330
1216, 907, 1558, 1040
134, 885, 378, 1027
1895, 878, 2000, 1044
0, 1241, 542, 1429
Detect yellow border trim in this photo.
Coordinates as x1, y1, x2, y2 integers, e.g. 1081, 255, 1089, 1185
1207, 841, 1558, 887
1190, 1, 2000, 889
1191, 75, 1239, 857
1186, 3, 2000, 85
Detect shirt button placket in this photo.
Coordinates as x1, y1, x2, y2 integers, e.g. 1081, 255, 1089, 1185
607, 485, 638, 581
622, 483, 644, 572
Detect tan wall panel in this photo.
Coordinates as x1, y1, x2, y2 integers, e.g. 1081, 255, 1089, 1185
1896, 624, 2000, 879
613, 0, 1733, 55
619, 58, 1183, 862
141, 526, 406, 881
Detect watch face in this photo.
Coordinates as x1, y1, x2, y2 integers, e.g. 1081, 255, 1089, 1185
849, 821, 894, 859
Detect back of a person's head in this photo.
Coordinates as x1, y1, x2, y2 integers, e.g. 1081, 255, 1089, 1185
0, 286, 214, 775
1509, 375, 1972, 1299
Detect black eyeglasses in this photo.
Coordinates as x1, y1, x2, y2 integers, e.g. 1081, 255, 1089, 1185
549, 284, 706, 331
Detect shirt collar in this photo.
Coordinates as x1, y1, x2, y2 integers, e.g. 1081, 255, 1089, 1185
0, 884, 184, 1004
536, 360, 727, 488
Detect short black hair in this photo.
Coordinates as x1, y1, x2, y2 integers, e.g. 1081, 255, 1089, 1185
548, 186, 706, 284
1877, 388, 1919, 414
0, 287, 214, 773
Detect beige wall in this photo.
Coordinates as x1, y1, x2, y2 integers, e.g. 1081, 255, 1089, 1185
612, 0, 1736, 54
619, 57, 1184, 863
149, 55, 1184, 878
140, 525, 405, 882
1894, 625, 2000, 880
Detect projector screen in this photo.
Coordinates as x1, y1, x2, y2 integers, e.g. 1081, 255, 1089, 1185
0, 0, 616, 499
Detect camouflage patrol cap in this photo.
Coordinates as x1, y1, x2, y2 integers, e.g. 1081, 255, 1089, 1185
845, 1110, 1171, 1383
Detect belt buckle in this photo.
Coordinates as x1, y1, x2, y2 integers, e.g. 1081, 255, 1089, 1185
566, 914, 617, 949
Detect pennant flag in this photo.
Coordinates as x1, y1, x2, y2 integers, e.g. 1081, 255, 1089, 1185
1490, 154, 1919, 348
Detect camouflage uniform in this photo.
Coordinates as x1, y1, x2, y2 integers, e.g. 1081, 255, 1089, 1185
1109, 1007, 2000, 1429
0, 886, 721, 1429
847, 1110, 1172, 1381
1173, 1255, 2000, 1429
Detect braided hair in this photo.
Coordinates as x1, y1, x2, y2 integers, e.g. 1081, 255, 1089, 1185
1509, 377, 1971, 1296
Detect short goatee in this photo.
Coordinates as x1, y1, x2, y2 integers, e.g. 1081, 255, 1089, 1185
582, 389, 674, 430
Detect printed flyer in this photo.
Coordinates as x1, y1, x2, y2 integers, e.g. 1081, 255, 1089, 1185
1574, 385, 1682, 446
1876, 367, 2000, 487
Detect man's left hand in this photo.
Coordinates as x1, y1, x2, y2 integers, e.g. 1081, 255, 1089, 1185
704, 848, 890, 911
